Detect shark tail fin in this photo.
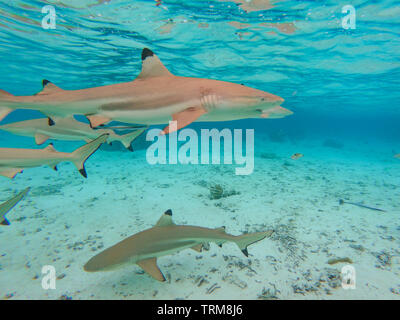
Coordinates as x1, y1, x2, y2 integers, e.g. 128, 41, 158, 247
0, 89, 14, 122
117, 127, 147, 151
71, 134, 108, 178
0, 217, 10, 226
234, 230, 274, 257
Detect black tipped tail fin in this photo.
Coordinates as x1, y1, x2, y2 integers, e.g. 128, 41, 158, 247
0, 217, 10, 226
234, 230, 274, 257
71, 134, 108, 178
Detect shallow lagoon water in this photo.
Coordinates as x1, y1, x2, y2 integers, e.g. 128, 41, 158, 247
0, 0, 399, 300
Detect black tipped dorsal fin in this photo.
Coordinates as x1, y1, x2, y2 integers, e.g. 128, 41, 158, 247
155, 209, 175, 227
137, 48, 173, 79
44, 143, 56, 152
37, 80, 64, 96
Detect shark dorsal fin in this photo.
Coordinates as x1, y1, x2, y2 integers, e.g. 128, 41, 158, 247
215, 226, 226, 233
44, 143, 56, 152
137, 48, 173, 79
37, 79, 63, 96
155, 209, 175, 227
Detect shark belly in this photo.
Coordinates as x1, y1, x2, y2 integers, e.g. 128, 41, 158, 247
0, 153, 64, 168
99, 94, 201, 125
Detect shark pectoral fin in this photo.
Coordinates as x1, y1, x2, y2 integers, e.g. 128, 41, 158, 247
190, 244, 203, 252
137, 258, 166, 282
161, 106, 207, 135
0, 168, 23, 179
35, 133, 50, 145
86, 115, 111, 128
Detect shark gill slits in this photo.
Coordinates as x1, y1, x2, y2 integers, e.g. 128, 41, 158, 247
142, 48, 154, 61
165, 209, 172, 216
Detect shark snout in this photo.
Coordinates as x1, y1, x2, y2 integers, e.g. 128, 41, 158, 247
261, 94, 284, 106
260, 106, 293, 119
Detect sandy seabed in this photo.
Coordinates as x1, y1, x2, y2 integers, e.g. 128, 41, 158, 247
0, 132, 399, 300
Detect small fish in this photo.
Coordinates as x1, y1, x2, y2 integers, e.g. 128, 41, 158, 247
0, 187, 30, 226
84, 209, 274, 281
339, 199, 386, 212
394, 154, 400, 159
291, 153, 303, 160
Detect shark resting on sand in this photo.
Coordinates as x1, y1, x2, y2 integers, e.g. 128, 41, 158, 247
0, 48, 292, 134
0, 187, 30, 225
84, 209, 274, 281
0, 118, 147, 151
0, 134, 108, 179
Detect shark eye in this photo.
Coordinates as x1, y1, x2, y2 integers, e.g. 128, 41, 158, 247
240, 83, 245, 86
256, 108, 262, 113
260, 97, 265, 101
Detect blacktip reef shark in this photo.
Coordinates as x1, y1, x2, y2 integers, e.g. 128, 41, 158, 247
84, 209, 274, 281
0, 48, 292, 134
0, 118, 147, 151
0, 187, 30, 225
0, 134, 108, 179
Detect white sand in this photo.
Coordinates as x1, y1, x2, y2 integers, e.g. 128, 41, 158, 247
0, 133, 399, 300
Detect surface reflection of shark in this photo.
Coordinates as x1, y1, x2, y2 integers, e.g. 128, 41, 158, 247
84, 209, 274, 281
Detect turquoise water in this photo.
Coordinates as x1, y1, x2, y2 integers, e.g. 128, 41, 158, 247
0, 0, 399, 300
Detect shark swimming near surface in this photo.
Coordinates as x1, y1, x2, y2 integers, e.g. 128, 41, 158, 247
0, 187, 30, 225
0, 48, 292, 134
84, 209, 274, 281
0, 134, 108, 179
0, 118, 147, 151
